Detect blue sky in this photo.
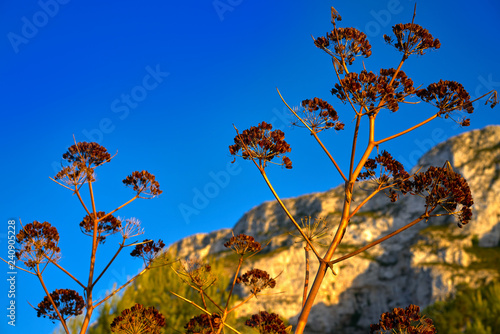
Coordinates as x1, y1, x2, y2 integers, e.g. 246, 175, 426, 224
1, 1, 499, 333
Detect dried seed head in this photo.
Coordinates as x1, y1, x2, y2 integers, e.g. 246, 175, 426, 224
36, 289, 84, 322
230, 122, 292, 169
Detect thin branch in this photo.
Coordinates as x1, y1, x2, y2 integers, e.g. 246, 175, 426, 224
330, 214, 426, 265
48, 177, 74, 191
74, 188, 92, 218
92, 242, 125, 288
277, 88, 347, 182
232, 126, 322, 260
97, 195, 139, 223
227, 293, 256, 313
43, 254, 86, 289
0, 257, 36, 275
94, 268, 147, 308
170, 292, 242, 334
375, 114, 438, 145
224, 257, 243, 310
261, 171, 323, 261
36, 267, 70, 334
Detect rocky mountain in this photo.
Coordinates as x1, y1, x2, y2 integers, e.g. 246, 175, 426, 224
171, 125, 500, 333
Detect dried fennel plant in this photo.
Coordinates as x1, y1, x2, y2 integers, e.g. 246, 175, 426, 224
1, 141, 167, 334
229, 5, 497, 334
171, 233, 290, 334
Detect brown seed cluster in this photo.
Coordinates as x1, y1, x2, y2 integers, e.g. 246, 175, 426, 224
384, 23, 440, 58
370, 304, 436, 334
224, 234, 262, 256
36, 289, 84, 322
245, 311, 288, 334
184, 313, 221, 334
62, 142, 111, 167
229, 122, 292, 169
236, 268, 276, 294
79, 212, 121, 244
314, 27, 372, 68
130, 239, 165, 265
359, 155, 473, 227
294, 98, 344, 133
179, 259, 216, 290
411, 165, 473, 227
417, 80, 473, 125
358, 152, 473, 226
123, 170, 162, 198
55, 142, 112, 184
110, 303, 166, 334
16, 221, 60, 269
331, 68, 415, 113
358, 150, 409, 185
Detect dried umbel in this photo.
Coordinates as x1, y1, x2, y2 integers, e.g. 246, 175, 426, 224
79, 211, 121, 244
36, 289, 84, 323
370, 304, 436, 334
293, 98, 344, 133
184, 313, 221, 334
224, 234, 262, 256
236, 268, 276, 294
110, 303, 166, 334
314, 27, 372, 68
229, 122, 292, 169
417, 80, 473, 125
119, 217, 144, 239
130, 239, 165, 265
331, 68, 415, 113
359, 156, 473, 227
291, 216, 330, 246
178, 259, 216, 290
62, 142, 111, 167
245, 311, 289, 334
384, 23, 440, 59
123, 170, 162, 198
358, 150, 410, 189
16, 221, 60, 269
410, 165, 473, 227
55, 142, 112, 184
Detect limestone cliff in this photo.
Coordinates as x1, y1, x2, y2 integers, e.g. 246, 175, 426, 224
171, 125, 500, 333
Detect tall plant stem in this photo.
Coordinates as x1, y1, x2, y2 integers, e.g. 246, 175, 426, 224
294, 116, 376, 334
80, 181, 98, 334
225, 257, 244, 310
302, 245, 310, 308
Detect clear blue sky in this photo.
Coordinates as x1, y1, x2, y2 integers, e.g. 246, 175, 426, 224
1, 1, 499, 333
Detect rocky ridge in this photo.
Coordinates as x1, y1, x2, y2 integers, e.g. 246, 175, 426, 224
171, 125, 500, 333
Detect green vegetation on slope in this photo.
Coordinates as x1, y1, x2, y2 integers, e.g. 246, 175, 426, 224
53, 247, 251, 334
424, 280, 500, 334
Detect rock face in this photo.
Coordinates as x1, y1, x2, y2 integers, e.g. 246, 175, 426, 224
171, 125, 500, 333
